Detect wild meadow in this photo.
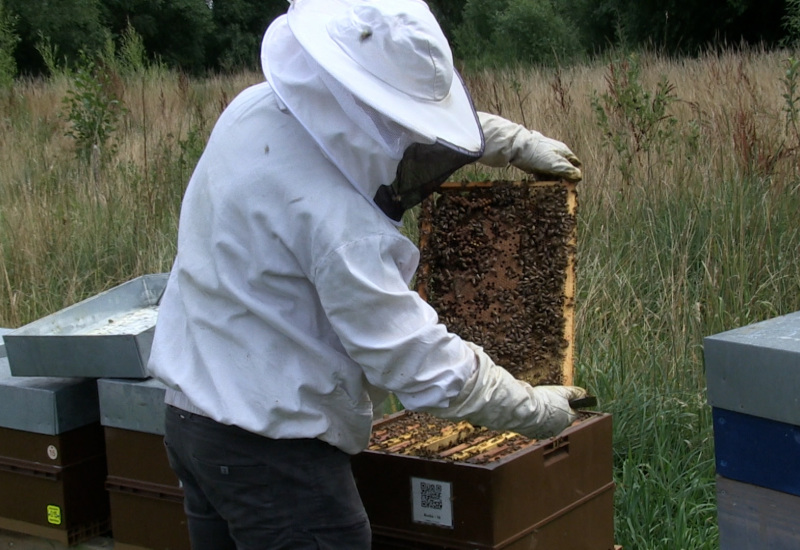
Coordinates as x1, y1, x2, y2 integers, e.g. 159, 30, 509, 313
2, 47, 800, 549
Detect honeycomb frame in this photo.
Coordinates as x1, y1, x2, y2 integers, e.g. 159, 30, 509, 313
416, 179, 577, 387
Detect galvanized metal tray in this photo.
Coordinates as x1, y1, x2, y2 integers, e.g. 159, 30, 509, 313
4, 274, 168, 379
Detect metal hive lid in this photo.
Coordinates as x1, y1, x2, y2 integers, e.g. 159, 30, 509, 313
705, 310, 800, 425
0, 356, 100, 435
97, 377, 167, 435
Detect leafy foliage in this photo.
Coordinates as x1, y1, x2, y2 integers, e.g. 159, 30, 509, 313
563, 0, 786, 56
591, 54, 679, 184
61, 52, 127, 163
783, 0, 800, 46
100, 0, 214, 74
2, 0, 800, 76
115, 20, 150, 75
207, 0, 286, 72
0, 0, 19, 87
453, 0, 582, 68
6, 0, 106, 74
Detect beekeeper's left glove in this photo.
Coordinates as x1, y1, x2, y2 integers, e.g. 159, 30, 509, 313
478, 112, 582, 183
418, 341, 585, 439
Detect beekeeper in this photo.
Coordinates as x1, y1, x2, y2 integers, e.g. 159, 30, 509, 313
147, 0, 587, 548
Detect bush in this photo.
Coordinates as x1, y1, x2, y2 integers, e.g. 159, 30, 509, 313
453, 0, 582, 68
61, 51, 127, 163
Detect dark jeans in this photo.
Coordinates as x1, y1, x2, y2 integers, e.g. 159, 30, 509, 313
164, 405, 371, 550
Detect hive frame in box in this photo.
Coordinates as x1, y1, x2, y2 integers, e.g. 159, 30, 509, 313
352, 179, 615, 548
417, 179, 577, 386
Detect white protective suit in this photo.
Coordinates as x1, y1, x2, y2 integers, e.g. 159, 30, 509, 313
147, 78, 584, 455
148, 9, 585, 453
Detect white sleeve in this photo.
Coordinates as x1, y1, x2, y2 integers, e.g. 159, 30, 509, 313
313, 233, 475, 411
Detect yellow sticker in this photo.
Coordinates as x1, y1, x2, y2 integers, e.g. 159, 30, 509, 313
47, 505, 62, 525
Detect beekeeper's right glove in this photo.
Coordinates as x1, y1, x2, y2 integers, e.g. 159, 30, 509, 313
478, 112, 583, 183
420, 341, 586, 439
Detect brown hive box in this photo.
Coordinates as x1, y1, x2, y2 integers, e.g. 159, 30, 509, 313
352, 180, 615, 549
0, 356, 110, 546
354, 411, 613, 550
0, 423, 110, 546
104, 428, 189, 550
98, 378, 190, 550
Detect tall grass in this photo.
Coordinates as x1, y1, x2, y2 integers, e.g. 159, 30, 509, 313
0, 68, 258, 325
2, 48, 800, 548
465, 48, 800, 549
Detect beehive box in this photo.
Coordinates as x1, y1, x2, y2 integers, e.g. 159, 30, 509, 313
97, 377, 189, 550
417, 180, 577, 386
105, 481, 187, 550
0, 358, 109, 546
705, 310, 800, 427
0, 328, 11, 358
705, 310, 800, 549
705, 310, 800, 495
716, 475, 800, 549
4, 274, 167, 379
353, 411, 614, 549
712, 408, 800, 497
0, 357, 100, 436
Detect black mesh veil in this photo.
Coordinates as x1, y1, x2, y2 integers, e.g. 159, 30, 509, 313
374, 139, 483, 222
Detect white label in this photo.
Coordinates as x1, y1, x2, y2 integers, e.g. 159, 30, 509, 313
411, 477, 453, 528
47, 445, 58, 460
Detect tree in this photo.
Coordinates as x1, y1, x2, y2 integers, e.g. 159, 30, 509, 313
7, 0, 105, 74
453, 0, 582, 68
206, 0, 287, 72
425, 0, 468, 44
0, 0, 20, 86
100, 0, 214, 74
563, 0, 786, 56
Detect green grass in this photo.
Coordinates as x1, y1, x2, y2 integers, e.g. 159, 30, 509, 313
574, 173, 800, 548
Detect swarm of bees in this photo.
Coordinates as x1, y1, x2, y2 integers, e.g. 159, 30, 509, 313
417, 180, 577, 387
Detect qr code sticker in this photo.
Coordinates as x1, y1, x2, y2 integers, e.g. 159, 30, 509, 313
412, 477, 453, 527
419, 481, 443, 510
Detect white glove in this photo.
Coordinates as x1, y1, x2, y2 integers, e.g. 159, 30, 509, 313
478, 112, 582, 183
420, 341, 586, 439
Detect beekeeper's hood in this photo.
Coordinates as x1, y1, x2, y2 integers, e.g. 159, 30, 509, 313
261, 0, 484, 222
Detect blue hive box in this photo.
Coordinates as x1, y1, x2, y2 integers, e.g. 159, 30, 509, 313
712, 408, 800, 497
